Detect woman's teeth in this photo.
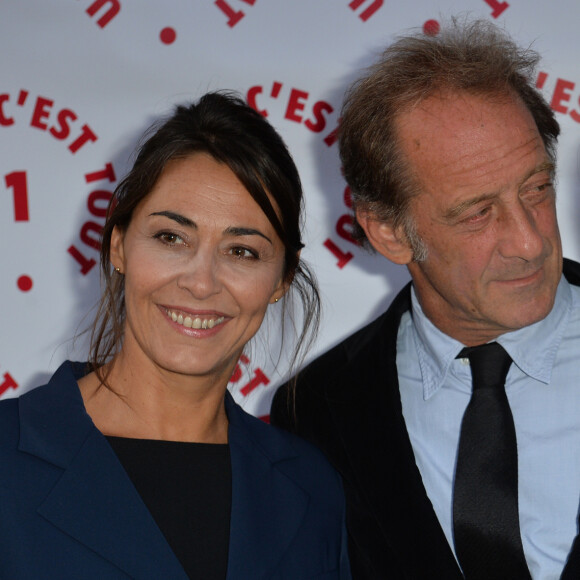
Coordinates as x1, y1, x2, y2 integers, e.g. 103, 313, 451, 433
168, 310, 225, 329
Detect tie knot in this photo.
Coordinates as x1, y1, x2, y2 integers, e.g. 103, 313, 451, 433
457, 342, 513, 391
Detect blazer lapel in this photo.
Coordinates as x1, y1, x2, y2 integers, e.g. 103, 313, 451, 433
225, 393, 309, 580
327, 285, 462, 578
19, 362, 188, 580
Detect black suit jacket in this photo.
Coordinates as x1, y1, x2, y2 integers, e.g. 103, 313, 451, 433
271, 258, 580, 579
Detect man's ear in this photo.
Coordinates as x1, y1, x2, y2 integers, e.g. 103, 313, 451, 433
356, 210, 414, 265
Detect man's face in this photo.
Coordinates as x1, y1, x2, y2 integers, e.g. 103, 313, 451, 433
398, 92, 562, 346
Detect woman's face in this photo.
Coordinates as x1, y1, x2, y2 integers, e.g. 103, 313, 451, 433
110, 153, 288, 384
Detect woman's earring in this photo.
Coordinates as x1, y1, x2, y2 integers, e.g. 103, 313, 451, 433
115, 267, 121, 274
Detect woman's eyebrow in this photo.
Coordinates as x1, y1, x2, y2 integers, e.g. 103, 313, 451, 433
224, 226, 272, 244
149, 210, 196, 227
149, 212, 273, 244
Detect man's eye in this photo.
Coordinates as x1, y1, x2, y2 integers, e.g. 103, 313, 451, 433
531, 182, 553, 196
522, 182, 554, 204
464, 206, 491, 222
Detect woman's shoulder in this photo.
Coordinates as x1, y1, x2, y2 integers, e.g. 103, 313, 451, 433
0, 361, 89, 453
0, 395, 19, 435
0, 371, 52, 448
0, 396, 27, 479
228, 394, 343, 496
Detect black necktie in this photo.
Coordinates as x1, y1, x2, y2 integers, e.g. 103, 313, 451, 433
453, 342, 531, 580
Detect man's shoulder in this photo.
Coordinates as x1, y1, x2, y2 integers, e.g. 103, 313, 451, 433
301, 282, 412, 382
271, 281, 411, 427
302, 314, 387, 381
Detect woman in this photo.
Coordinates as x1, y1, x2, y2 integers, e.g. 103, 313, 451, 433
0, 92, 350, 579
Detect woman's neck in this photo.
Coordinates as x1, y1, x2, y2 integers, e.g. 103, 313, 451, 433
78, 352, 231, 443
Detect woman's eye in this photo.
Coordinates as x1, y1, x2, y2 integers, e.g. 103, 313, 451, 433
155, 232, 184, 245
230, 246, 258, 259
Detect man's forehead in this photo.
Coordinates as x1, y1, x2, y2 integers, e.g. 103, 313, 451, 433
397, 91, 531, 137
396, 92, 545, 173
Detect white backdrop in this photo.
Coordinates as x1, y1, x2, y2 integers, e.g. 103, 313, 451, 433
2, 0, 579, 419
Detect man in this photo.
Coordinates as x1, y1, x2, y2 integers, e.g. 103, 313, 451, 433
271, 19, 580, 580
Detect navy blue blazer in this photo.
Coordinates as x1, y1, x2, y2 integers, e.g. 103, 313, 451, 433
0, 361, 351, 579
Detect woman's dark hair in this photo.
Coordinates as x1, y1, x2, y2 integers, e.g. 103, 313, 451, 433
89, 91, 319, 384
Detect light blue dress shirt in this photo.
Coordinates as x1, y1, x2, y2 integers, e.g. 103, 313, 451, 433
398, 276, 580, 580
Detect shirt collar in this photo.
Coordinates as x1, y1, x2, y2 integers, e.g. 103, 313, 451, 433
410, 276, 573, 400
496, 277, 574, 383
